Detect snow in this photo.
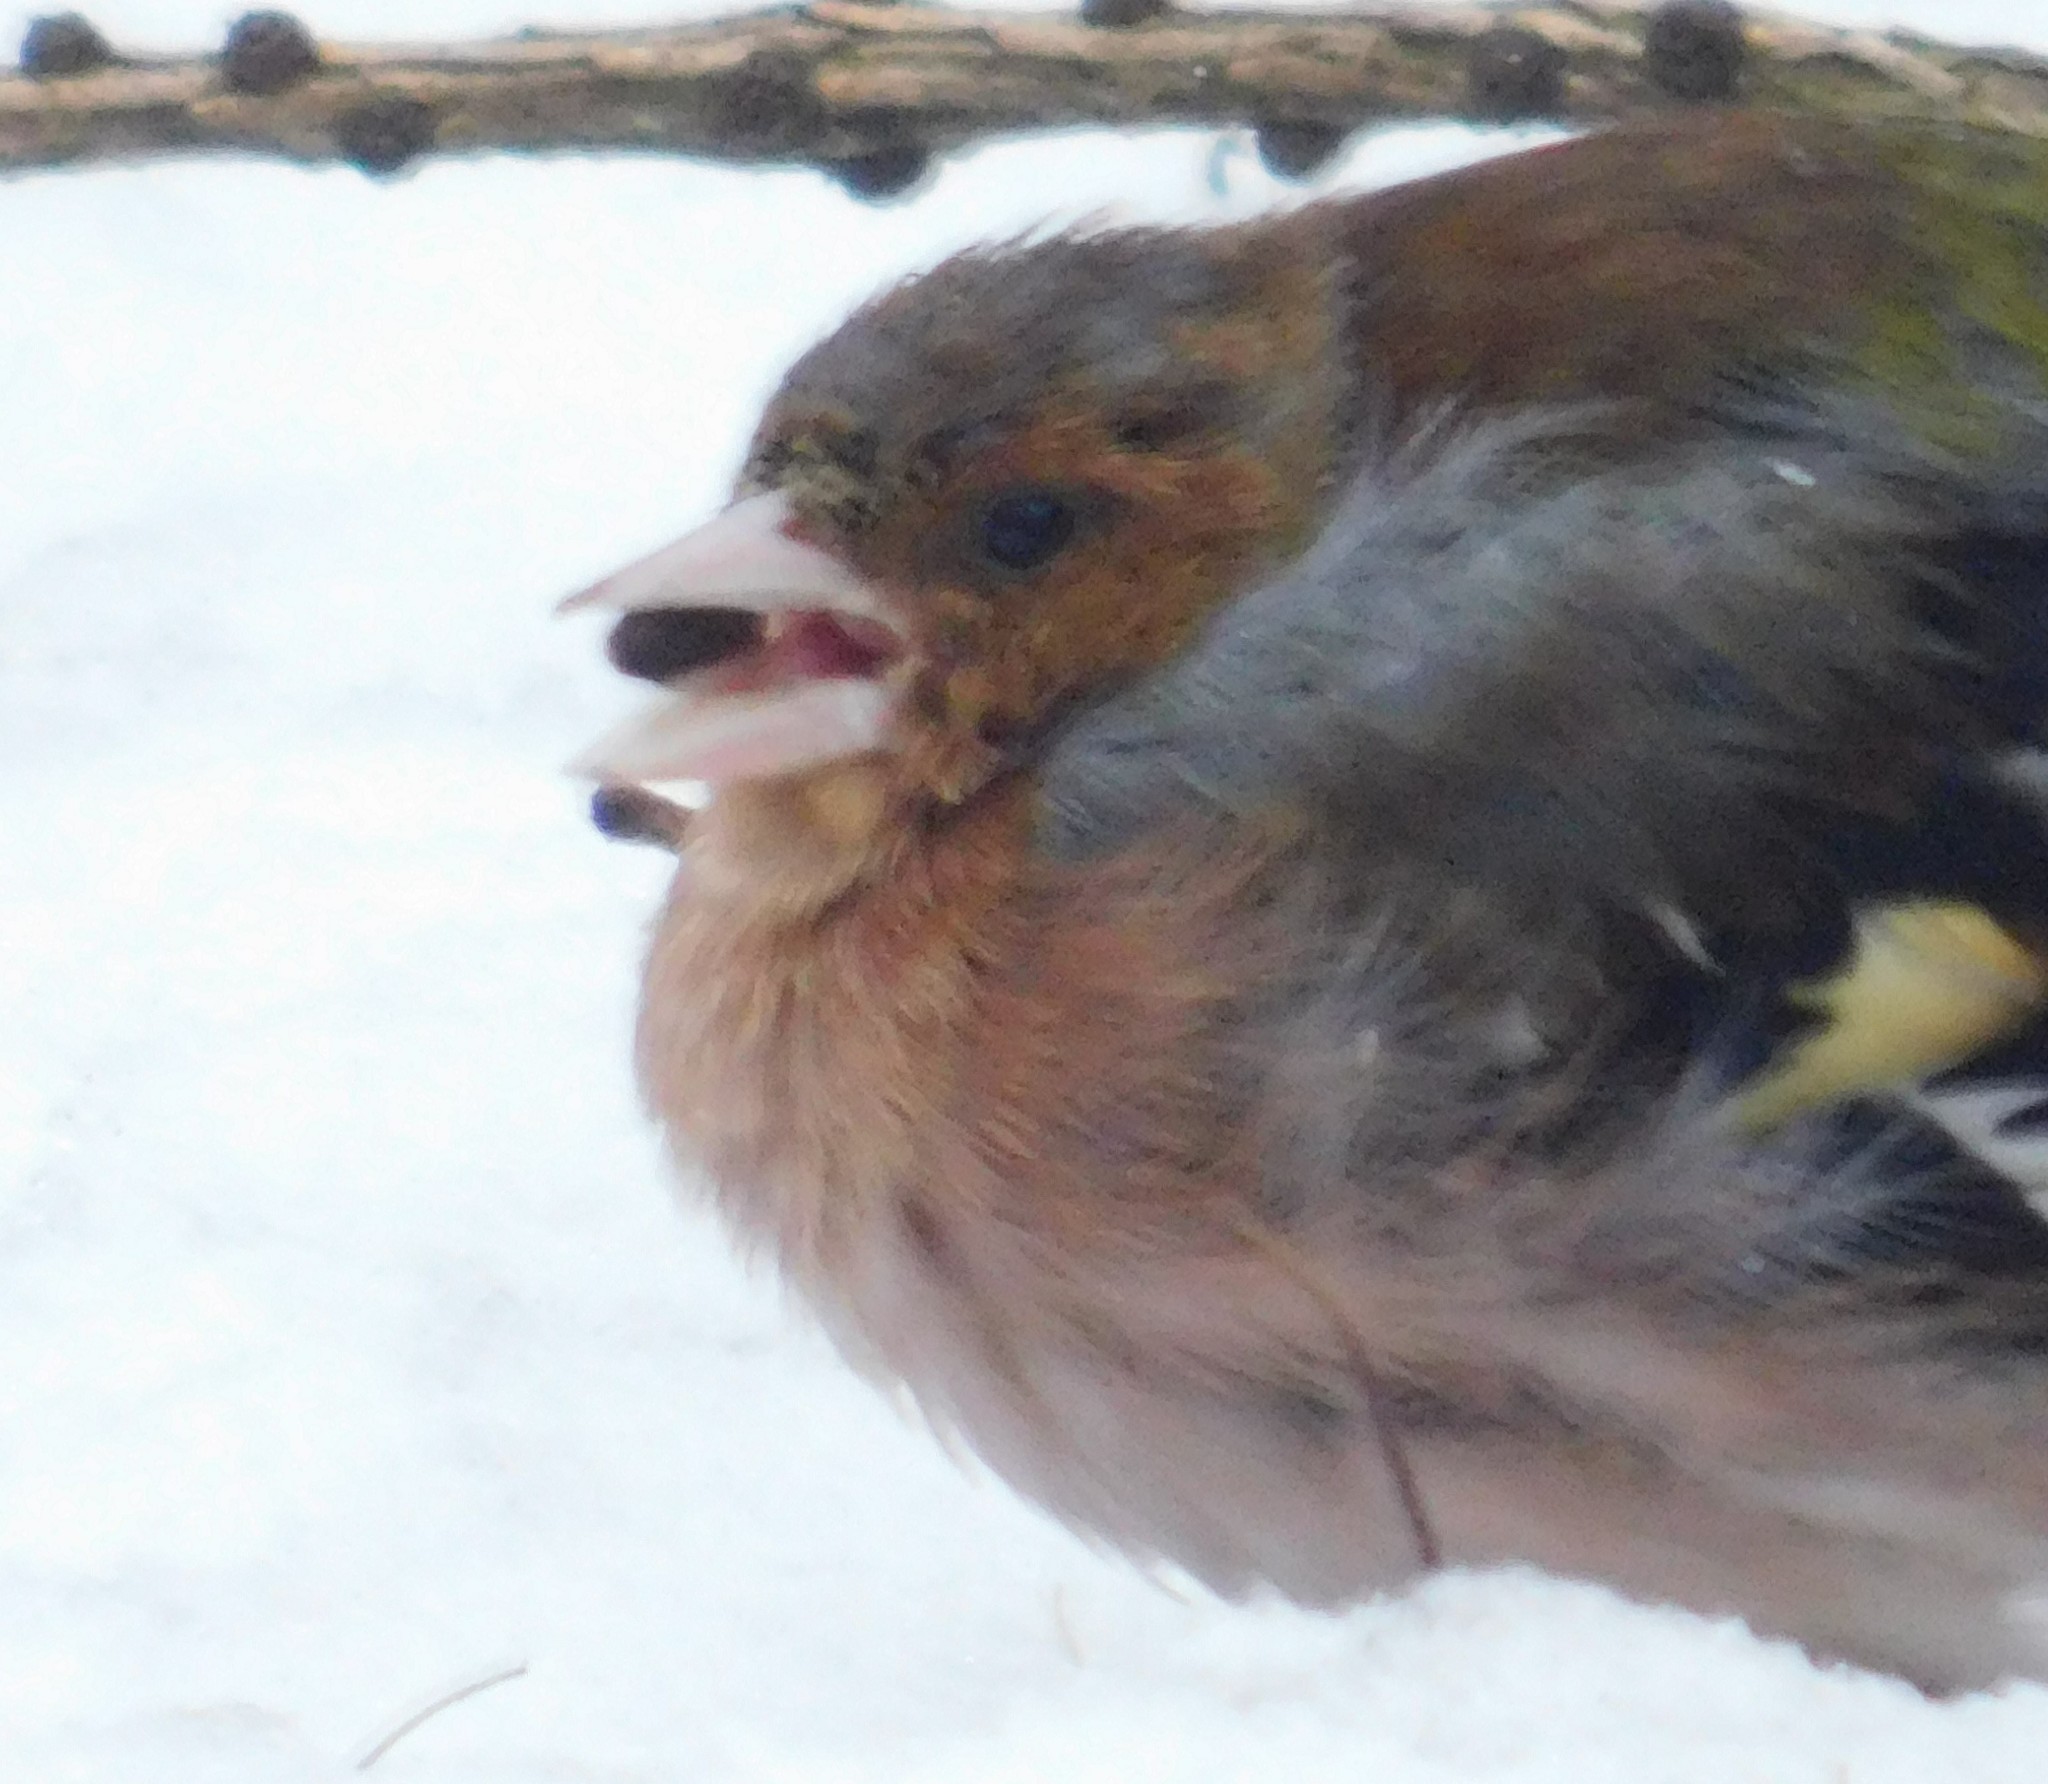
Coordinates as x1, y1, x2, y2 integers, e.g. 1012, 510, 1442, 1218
5, 2, 2048, 1777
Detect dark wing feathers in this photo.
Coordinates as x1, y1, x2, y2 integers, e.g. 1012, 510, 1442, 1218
1040, 405, 1971, 910
1038, 401, 2048, 1275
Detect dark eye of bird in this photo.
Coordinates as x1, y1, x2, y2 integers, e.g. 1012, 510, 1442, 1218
978, 489, 1077, 573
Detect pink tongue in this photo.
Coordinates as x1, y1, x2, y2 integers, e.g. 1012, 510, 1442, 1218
772, 612, 899, 680
696, 610, 900, 697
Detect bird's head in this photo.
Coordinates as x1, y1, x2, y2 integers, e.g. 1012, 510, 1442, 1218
566, 218, 1344, 887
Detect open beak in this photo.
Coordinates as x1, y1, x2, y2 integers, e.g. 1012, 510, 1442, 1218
562, 491, 907, 791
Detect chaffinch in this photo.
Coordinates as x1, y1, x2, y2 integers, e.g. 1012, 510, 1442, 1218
567, 112, 2048, 1691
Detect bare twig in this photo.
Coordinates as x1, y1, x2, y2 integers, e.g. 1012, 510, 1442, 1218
2, 3, 2045, 186
353, 1661, 529, 1771
1233, 1216, 1445, 1576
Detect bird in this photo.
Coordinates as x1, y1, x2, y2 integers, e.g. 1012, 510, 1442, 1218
564, 111, 2048, 1691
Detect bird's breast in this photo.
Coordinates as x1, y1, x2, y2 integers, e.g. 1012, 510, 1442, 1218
629, 790, 1475, 1587
634, 781, 1288, 1264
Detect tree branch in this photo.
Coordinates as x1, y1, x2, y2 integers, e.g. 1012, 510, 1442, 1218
5, 3, 2045, 188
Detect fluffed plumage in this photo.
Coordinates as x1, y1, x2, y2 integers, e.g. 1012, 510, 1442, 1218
567, 113, 2048, 1690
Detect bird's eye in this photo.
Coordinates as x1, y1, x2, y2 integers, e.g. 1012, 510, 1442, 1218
978, 489, 1077, 572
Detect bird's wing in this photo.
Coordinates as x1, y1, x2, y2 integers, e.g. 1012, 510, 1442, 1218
1038, 401, 2048, 1191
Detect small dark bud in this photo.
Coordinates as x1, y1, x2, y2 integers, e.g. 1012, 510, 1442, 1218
1644, 0, 1746, 102
220, 11, 320, 95
1081, 0, 1171, 26
336, 95, 437, 175
1254, 119, 1347, 183
590, 785, 690, 851
21, 13, 115, 78
607, 609, 760, 684
827, 141, 931, 202
706, 48, 829, 154
1466, 26, 1567, 121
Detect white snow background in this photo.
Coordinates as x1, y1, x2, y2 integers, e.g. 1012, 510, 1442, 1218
7, 1, 2048, 1778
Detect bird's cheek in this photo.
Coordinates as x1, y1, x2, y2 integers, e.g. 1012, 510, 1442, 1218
938, 666, 1001, 732
908, 597, 1019, 731
898, 641, 1023, 803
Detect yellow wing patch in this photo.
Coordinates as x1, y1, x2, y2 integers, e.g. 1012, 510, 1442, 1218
1731, 901, 2048, 1134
